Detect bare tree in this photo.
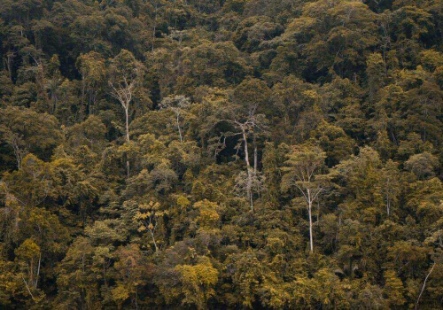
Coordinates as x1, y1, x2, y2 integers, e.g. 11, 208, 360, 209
228, 79, 271, 211
108, 50, 143, 177
232, 117, 266, 212
282, 145, 327, 253
159, 95, 191, 142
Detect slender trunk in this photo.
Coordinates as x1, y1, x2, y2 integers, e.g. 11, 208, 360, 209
149, 228, 158, 253
308, 189, 313, 253
241, 127, 250, 171
10, 138, 23, 169
126, 160, 130, 179
22, 276, 35, 301
124, 106, 130, 143
415, 263, 436, 310
386, 195, 390, 217
124, 106, 130, 178
34, 253, 41, 288
175, 111, 183, 142
308, 201, 313, 253
241, 127, 253, 212
252, 135, 258, 210
386, 177, 390, 217
6, 52, 15, 81
253, 133, 257, 174
248, 172, 253, 212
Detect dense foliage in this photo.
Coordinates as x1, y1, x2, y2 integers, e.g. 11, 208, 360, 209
1, 0, 443, 308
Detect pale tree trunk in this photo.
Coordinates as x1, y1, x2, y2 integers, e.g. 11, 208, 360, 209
147, 217, 159, 253
415, 263, 436, 310
124, 105, 130, 178
12, 141, 24, 170
385, 177, 391, 217
296, 186, 323, 253
386, 193, 390, 217
307, 189, 314, 253
6, 52, 15, 80
124, 106, 130, 143
241, 126, 253, 212
172, 108, 183, 142
34, 253, 41, 288
254, 147, 258, 174
22, 276, 35, 301
176, 113, 183, 142
5, 131, 25, 169
148, 228, 159, 253
109, 79, 134, 178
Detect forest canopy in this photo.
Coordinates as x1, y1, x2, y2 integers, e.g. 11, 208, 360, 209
1, 0, 443, 309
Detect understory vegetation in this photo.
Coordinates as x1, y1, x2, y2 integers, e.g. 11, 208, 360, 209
1, 0, 443, 308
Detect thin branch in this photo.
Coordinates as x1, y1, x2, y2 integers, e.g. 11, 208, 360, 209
415, 263, 436, 310
22, 276, 35, 301
35, 253, 41, 288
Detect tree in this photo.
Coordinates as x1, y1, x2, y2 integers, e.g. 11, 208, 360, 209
281, 0, 378, 80
384, 269, 406, 307
366, 53, 386, 102
174, 256, 219, 309
14, 238, 44, 303
333, 147, 386, 224
381, 160, 401, 218
2, 154, 54, 208
0, 107, 62, 168
76, 52, 106, 116
282, 144, 327, 253
54, 237, 101, 309
111, 244, 149, 309
225, 78, 271, 212
133, 200, 167, 253
159, 95, 191, 142
108, 49, 143, 144
404, 152, 440, 180
108, 49, 144, 177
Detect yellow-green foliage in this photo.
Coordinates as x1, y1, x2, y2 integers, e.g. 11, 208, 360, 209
2, 0, 443, 308
174, 257, 219, 309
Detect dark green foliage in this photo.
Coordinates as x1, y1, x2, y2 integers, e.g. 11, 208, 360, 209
1, 0, 443, 308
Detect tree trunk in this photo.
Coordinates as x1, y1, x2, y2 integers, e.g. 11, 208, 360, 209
241, 127, 253, 212
124, 106, 130, 178
253, 133, 257, 174
415, 263, 436, 310
175, 110, 183, 142
386, 177, 391, 217
149, 229, 159, 253
34, 253, 41, 288
124, 106, 130, 143
10, 136, 23, 169
148, 221, 159, 253
308, 200, 313, 253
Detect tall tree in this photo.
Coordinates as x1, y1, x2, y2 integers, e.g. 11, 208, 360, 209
282, 144, 327, 253
108, 49, 144, 144
108, 49, 144, 177
228, 78, 270, 212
